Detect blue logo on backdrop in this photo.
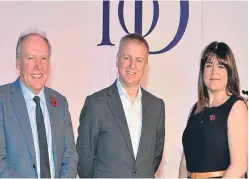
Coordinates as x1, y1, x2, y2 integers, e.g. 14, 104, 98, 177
98, 0, 189, 55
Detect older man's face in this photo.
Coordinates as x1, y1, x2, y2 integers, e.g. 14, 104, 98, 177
16, 34, 50, 95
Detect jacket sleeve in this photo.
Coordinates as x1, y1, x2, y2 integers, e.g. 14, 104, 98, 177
153, 99, 165, 173
59, 97, 79, 178
76, 96, 99, 178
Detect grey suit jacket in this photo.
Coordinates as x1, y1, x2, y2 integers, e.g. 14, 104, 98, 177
76, 80, 165, 178
0, 78, 79, 178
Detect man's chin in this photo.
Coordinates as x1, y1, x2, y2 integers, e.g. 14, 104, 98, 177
126, 82, 140, 87
30, 85, 45, 94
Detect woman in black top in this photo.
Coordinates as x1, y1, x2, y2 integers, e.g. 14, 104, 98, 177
179, 42, 247, 178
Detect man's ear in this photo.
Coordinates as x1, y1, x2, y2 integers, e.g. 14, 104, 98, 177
145, 59, 148, 72
16, 59, 21, 70
116, 54, 119, 67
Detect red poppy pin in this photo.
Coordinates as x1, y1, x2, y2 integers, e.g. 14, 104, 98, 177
51, 97, 58, 107
210, 115, 215, 121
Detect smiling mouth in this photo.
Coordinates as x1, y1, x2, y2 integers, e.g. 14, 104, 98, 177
31, 74, 43, 79
210, 79, 220, 80
127, 71, 136, 75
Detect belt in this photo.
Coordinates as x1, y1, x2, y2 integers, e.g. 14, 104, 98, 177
187, 170, 225, 178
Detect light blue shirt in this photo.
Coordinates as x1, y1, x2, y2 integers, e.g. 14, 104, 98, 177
116, 78, 142, 158
20, 79, 55, 178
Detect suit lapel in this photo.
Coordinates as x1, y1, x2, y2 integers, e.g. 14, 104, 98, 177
107, 81, 135, 159
11, 78, 36, 164
136, 89, 152, 160
44, 88, 58, 169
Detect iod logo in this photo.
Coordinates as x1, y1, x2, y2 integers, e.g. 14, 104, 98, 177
98, 0, 189, 55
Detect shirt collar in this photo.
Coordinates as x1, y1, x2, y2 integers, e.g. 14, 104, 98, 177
19, 78, 45, 103
116, 78, 142, 100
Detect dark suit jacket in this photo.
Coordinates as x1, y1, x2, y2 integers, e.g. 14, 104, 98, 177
0, 78, 79, 178
76, 80, 165, 178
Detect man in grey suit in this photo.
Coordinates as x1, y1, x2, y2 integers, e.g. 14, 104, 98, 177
76, 33, 165, 178
0, 28, 79, 178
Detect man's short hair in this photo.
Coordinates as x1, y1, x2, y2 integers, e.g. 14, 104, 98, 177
118, 33, 149, 53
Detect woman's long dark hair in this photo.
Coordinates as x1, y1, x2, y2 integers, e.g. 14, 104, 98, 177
196, 41, 240, 113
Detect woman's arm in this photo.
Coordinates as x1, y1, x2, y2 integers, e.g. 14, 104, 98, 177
223, 100, 248, 178
179, 152, 188, 178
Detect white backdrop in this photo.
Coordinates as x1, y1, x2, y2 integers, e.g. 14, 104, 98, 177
0, 1, 247, 177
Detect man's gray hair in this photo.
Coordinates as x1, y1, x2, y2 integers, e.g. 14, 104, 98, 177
118, 33, 150, 54
16, 28, 52, 60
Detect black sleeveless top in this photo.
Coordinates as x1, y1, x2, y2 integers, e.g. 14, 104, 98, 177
182, 95, 243, 172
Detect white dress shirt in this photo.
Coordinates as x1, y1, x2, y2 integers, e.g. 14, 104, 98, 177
116, 78, 142, 158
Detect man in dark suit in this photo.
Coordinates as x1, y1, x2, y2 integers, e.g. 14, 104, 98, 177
0, 28, 79, 178
76, 33, 165, 178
